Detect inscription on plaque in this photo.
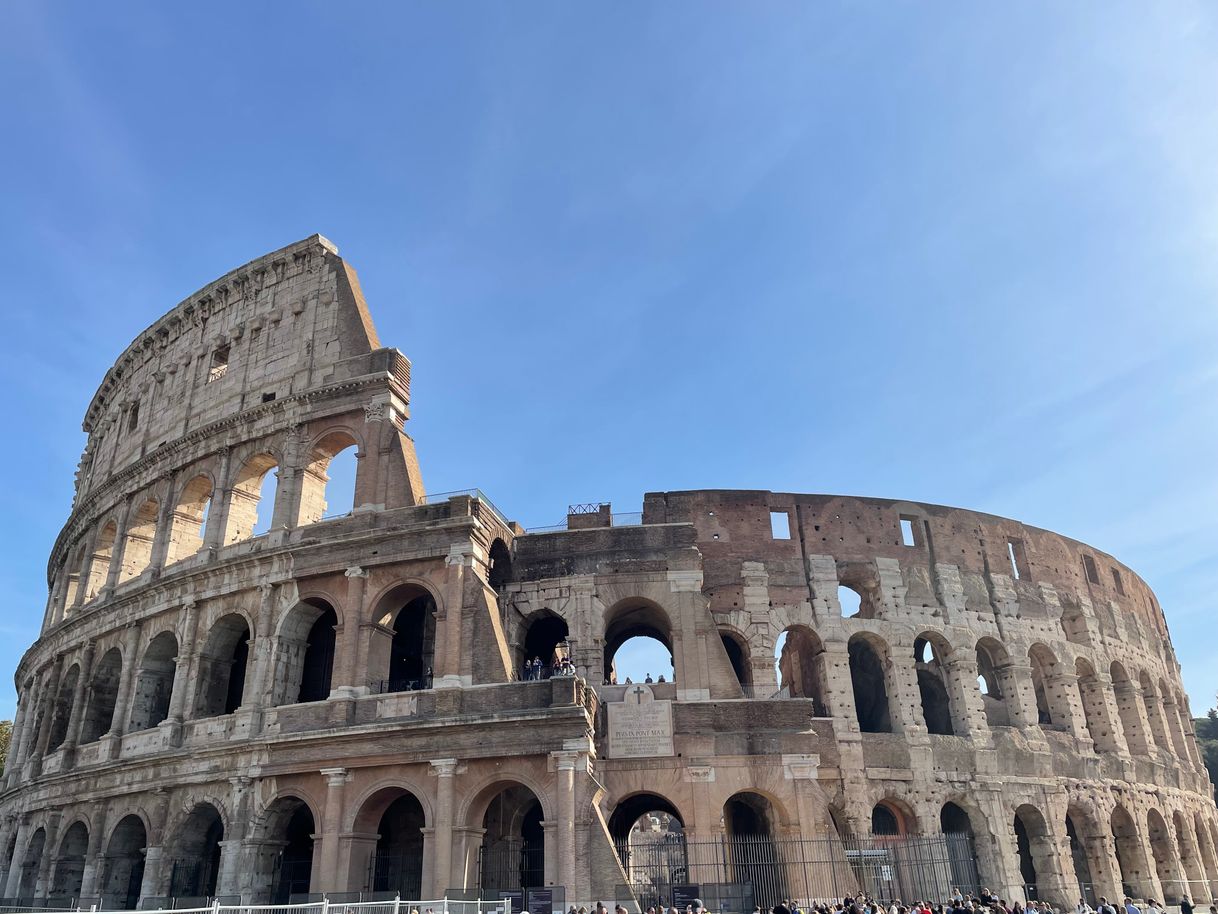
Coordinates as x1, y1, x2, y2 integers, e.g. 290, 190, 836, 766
607, 684, 674, 758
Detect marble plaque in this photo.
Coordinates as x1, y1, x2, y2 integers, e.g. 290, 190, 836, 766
607, 684, 674, 758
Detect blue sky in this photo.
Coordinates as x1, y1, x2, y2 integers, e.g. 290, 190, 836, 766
1, 2, 1216, 718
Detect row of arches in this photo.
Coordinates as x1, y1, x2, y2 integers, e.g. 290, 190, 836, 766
716, 620, 1197, 761
2, 780, 548, 905
57, 431, 360, 620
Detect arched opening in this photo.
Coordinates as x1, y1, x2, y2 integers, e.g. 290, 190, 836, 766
167, 803, 223, 900
603, 602, 674, 685
45, 664, 80, 753
119, 498, 159, 583
1194, 813, 1218, 898
724, 792, 786, 909
258, 799, 315, 904
976, 639, 1012, 728
478, 784, 545, 892
488, 539, 512, 589
225, 452, 279, 543
915, 634, 955, 736
872, 801, 905, 837
129, 632, 178, 731
1028, 645, 1058, 728
608, 794, 686, 911
350, 787, 426, 898
81, 647, 123, 743
1110, 662, 1148, 755
941, 803, 981, 896
774, 626, 828, 714
18, 827, 46, 900
274, 601, 337, 705
1013, 808, 1041, 900
520, 612, 570, 680
193, 614, 250, 718
1162, 685, 1192, 762
849, 635, 892, 733
1112, 805, 1149, 899
166, 475, 213, 565
103, 815, 147, 910
1173, 811, 1205, 902
1066, 813, 1095, 905
85, 521, 119, 601
720, 631, 752, 690
298, 432, 360, 525
50, 821, 89, 901
1139, 672, 1171, 752
373, 587, 436, 693
1147, 809, 1179, 903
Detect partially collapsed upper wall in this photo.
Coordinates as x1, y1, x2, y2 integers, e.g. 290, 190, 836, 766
75, 235, 382, 499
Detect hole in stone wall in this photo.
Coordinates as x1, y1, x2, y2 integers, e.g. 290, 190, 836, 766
900, 517, 916, 547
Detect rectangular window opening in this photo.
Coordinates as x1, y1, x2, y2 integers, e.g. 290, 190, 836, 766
1007, 538, 1027, 580
1082, 554, 1100, 585
899, 516, 917, 547
261, 392, 276, 403
1111, 567, 1125, 595
127, 402, 139, 434
770, 511, 792, 540
207, 345, 231, 383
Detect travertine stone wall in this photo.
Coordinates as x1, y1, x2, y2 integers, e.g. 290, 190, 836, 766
1, 239, 1215, 913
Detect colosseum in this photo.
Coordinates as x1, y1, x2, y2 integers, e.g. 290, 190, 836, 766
1, 235, 1215, 913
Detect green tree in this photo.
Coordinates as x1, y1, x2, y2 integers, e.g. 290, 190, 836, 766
0, 719, 11, 775
1195, 700, 1218, 802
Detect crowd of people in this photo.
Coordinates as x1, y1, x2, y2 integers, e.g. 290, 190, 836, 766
521, 655, 576, 680
556, 890, 1218, 914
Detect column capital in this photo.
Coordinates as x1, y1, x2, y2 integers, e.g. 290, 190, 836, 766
429, 758, 462, 778
550, 750, 586, 771
344, 566, 368, 579
321, 767, 351, 787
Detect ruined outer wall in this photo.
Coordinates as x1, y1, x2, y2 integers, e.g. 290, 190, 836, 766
2, 238, 1217, 912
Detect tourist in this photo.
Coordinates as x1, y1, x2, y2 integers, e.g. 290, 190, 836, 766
1123, 898, 1140, 914
658, 674, 666, 682
1145, 901, 1161, 914
774, 903, 791, 914
1074, 899, 1092, 914
645, 672, 654, 683
1181, 899, 1195, 914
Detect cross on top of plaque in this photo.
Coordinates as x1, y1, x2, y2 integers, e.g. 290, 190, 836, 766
632, 685, 647, 704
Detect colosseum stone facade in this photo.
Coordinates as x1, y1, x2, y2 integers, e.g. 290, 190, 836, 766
2, 235, 1216, 913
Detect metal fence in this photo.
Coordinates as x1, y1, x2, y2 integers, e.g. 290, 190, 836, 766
615, 832, 980, 912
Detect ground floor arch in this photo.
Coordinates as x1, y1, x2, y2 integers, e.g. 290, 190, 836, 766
102, 815, 147, 910
723, 791, 786, 909
167, 803, 224, 899
1066, 811, 1096, 904
1112, 805, 1153, 899
477, 782, 545, 893
609, 792, 687, 909
49, 820, 89, 901
349, 786, 428, 899
18, 827, 46, 899
1013, 804, 1055, 901
1147, 809, 1180, 903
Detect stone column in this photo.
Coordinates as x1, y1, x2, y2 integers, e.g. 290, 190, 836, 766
437, 542, 474, 687
202, 447, 233, 553
820, 639, 858, 732
247, 583, 277, 728
0, 816, 18, 897
5, 687, 31, 788
995, 662, 1040, 732
79, 803, 110, 897
72, 527, 101, 610
317, 767, 351, 893
943, 655, 989, 742
215, 777, 252, 898
429, 759, 459, 897
1049, 671, 1091, 744
166, 602, 199, 744
1112, 680, 1153, 756
34, 814, 61, 899
4, 817, 31, 898
332, 567, 368, 695
1081, 832, 1123, 902
62, 640, 97, 765
103, 622, 143, 755
147, 472, 179, 573
139, 845, 164, 903
30, 656, 66, 776
102, 501, 133, 595
551, 750, 580, 890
